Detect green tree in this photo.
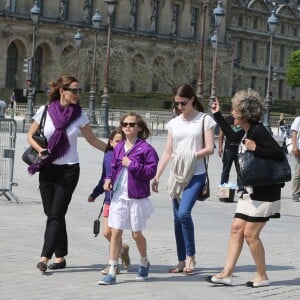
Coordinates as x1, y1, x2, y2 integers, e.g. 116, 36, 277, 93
286, 50, 300, 87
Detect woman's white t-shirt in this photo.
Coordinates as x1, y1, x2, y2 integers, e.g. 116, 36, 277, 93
167, 112, 216, 175
33, 105, 89, 165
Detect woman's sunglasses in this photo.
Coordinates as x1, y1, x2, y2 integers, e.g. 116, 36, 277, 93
174, 101, 188, 106
64, 88, 82, 95
121, 122, 137, 128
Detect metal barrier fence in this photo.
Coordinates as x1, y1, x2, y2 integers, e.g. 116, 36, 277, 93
10, 105, 296, 136
0, 118, 20, 203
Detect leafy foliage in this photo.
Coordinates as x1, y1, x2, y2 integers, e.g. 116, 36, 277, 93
286, 50, 300, 88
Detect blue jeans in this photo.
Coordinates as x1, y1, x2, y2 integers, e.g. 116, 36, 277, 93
172, 173, 206, 261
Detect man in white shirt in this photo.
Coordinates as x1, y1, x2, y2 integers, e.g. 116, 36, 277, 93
291, 116, 300, 202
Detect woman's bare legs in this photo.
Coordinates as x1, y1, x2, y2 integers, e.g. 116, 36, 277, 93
213, 218, 246, 278
213, 218, 268, 283
244, 221, 268, 282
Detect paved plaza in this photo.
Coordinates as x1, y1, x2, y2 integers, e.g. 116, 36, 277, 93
1, 129, 300, 300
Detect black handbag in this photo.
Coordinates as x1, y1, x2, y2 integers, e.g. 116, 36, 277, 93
93, 203, 104, 237
198, 114, 210, 201
238, 150, 291, 186
22, 105, 48, 165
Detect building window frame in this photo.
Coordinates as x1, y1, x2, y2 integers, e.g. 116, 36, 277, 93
251, 41, 257, 65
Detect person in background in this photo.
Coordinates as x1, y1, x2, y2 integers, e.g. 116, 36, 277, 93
278, 113, 290, 138
206, 89, 285, 288
152, 84, 215, 275
290, 116, 300, 202
9, 92, 16, 118
218, 114, 244, 198
0, 99, 6, 117
27, 75, 106, 273
88, 129, 131, 274
98, 113, 159, 285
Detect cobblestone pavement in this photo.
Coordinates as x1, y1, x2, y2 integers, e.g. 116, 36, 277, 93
0, 133, 299, 300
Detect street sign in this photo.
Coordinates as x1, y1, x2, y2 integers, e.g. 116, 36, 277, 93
23, 57, 32, 75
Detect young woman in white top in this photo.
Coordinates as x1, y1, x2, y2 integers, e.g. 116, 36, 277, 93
152, 84, 216, 274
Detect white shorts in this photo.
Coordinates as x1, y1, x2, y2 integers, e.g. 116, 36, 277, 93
108, 196, 154, 232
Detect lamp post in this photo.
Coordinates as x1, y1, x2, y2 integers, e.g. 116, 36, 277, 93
196, 1, 208, 101
25, 0, 40, 123
263, 10, 279, 133
98, 0, 117, 138
88, 9, 102, 125
74, 29, 82, 79
209, 1, 225, 104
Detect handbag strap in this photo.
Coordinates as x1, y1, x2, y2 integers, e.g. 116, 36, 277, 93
96, 204, 104, 220
202, 114, 209, 181
37, 105, 48, 137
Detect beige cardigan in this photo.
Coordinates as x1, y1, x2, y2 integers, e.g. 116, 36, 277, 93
167, 151, 197, 200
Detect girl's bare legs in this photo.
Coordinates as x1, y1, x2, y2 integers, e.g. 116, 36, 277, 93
132, 231, 149, 279
107, 228, 123, 276
103, 218, 123, 256
244, 221, 268, 282
103, 217, 112, 242
214, 218, 246, 278
132, 231, 147, 258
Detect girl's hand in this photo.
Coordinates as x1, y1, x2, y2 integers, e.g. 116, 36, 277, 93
122, 156, 131, 167
88, 196, 95, 202
211, 98, 220, 114
151, 178, 159, 193
103, 180, 112, 191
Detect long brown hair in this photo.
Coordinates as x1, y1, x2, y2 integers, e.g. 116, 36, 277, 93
173, 84, 204, 112
119, 112, 151, 140
47, 75, 78, 102
105, 128, 123, 153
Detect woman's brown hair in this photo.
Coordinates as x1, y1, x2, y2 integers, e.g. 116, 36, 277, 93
47, 75, 78, 102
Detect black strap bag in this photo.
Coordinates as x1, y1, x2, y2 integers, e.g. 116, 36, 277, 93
198, 114, 210, 201
22, 106, 48, 165
238, 125, 291, 186
93, 202, 104, 237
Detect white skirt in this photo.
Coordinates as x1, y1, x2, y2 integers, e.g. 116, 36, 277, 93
235, 193, 281, 222
108, 192, 154, 232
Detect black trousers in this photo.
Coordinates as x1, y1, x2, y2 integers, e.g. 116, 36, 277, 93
39, 164, 80, 259
221, 147, 243, 191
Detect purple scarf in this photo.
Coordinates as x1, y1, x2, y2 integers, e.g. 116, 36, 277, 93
28, 100, 82, 175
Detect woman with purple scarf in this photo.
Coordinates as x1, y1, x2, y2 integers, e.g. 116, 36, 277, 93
27, 75, 106, 272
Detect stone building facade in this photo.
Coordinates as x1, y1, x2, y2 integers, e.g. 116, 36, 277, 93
0, 0, 299, 101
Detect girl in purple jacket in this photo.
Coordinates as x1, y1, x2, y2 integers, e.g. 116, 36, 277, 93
98, 113, 159, 285
88, 129, 131, 274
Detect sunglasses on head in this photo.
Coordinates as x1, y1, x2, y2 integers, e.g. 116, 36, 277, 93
174, 101, 188, 106
121, 122, 137, 128
64, 88, 82, 95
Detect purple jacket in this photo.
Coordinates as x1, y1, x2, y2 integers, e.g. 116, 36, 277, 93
107, 139, 159, 199
90, 151, 112, 205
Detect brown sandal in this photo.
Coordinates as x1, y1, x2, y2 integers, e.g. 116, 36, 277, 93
169, 261, 185, 273
183, 256, 196, 274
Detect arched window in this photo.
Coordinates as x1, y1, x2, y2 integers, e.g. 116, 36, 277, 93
6, 42, 18, 87
34, 46, 42, 90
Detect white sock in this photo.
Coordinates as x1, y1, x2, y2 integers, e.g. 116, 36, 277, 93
140, 257, 148, 267
108, 260, 117, 277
